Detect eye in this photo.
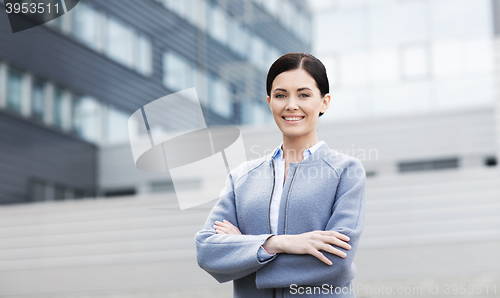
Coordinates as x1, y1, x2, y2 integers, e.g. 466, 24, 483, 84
274, 94, 285, 98
299, 93, 310, 98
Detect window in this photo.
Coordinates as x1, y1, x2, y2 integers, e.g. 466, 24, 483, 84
163, 51, 193, 90
207, 73, 231, 118
104, 188, 136, 197
240, 101, 270, 125
72, 3, 102, 50
165, 0, 194, 21
398, 158, 459, 173
32, 78, 45, 121
53, 86, 65, 128
105, 17, 134, 68
261, 0, 279, 17
136, 35, 153, 75
73, 96, 103, 143
206, 1, 227, 44
192, 0, 206, 30
6, 67, 23, 113
226, 19, 252, 58
250, 35, 266, 71
105, 105, 130, 144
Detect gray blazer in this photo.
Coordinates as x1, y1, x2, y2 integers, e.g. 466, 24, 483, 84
195, 142, 367, 297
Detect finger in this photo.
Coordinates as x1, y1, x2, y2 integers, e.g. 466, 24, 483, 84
220, 220, 242, 235
214, 225, 232, 234
214, 220, 228, 226
318, 230, 350, 242
215, 220, 234, 229
332, 231, 350, 242
323, 236, 351, 250
215, 229, 226, 234
309, 249, 333, 266
321, 243, 347, 259
215, 222, 239, 235
223, 219, 234, 226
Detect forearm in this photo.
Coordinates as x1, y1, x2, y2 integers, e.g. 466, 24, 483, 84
255, 231, 361, 288
195, 230, 275, 283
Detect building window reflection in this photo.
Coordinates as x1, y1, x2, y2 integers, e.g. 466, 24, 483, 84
31, 78, 45, 122
105, 105, 130, 144
72, 2, 102, 50
163, 51, 193, 91
73, 96, 103, 143
105, 18, 134, 68
136, 35, 153, 75
6, 67, 23, 113
53, 87, 65, 128
206, 1, 227, 45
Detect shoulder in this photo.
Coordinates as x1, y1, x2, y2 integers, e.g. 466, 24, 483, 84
229, 155, 268, 185
321, 149, 365, 178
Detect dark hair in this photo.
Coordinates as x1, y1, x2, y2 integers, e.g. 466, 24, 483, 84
266, 52, 329, 117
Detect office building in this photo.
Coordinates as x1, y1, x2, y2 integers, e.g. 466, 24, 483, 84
0, 0, 312, 204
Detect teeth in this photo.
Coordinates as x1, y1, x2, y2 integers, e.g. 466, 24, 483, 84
284, 117, 303, 121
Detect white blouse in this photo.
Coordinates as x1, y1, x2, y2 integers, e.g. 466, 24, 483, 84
269, 140, 325, 234
257, 141, 325, 262
258, 140, 326, 261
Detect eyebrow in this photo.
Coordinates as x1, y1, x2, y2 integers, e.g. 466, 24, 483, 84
272, 87, 312, 93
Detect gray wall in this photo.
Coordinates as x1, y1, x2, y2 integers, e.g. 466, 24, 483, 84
0, 110, 96, 204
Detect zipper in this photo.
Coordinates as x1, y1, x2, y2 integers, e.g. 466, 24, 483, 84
269, 159, 275, 235
283, 164, 299, 235
270, 159, 276, 298
282, 164, 299, 298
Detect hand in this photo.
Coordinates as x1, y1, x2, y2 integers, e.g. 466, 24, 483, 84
213, 220, 242, 235
262, 231, 351, 265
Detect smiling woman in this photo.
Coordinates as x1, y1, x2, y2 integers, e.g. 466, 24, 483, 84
195, 53, 366, 298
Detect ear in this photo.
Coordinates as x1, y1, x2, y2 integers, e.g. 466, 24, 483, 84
320, 93, 331, 114
266, 95, 271, 105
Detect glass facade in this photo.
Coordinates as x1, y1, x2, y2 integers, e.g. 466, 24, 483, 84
105, 18, 135, 68
163, 51, 194, 91
0, 0, 309, 140
73, 96, 103, 143
53, 86, 64, 128
72, 2, 102, 50
31, 78, 45, 122
6, 68, 23, 113
313, 0, 496, 120
51, 2, 154, 76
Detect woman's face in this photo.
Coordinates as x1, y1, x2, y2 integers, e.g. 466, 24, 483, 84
266, 68, 330, 140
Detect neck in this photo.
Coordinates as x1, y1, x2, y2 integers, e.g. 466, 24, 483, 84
281, 133, 319, 162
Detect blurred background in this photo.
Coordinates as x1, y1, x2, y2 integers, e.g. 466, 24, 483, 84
0, 0, 499, 297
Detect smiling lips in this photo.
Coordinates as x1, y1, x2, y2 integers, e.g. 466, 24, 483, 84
282, 115, 305, 124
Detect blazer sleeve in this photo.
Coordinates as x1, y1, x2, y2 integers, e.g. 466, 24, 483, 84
255, 159, 366, 288
195, 172, 276, 283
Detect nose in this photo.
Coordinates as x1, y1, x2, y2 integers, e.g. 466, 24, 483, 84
285, 95, 299, 111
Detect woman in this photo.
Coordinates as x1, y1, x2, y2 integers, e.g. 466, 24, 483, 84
195, 53, 366, 297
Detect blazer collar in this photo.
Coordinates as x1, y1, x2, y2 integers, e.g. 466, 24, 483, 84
266, 141, 331, 164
